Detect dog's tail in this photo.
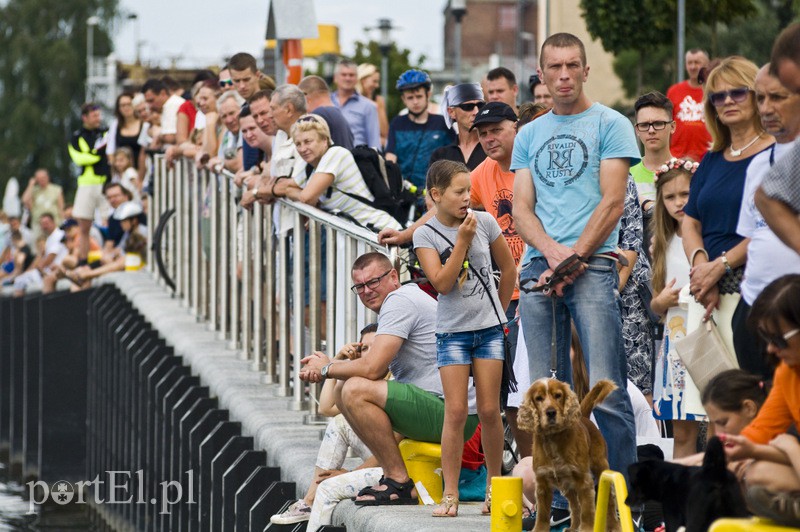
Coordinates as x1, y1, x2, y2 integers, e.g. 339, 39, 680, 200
580, 379, 617, 418
703, 436, 729, 481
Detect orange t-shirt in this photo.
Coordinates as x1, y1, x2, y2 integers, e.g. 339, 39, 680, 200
740, 362, 800, 444
470, 158, 524, 300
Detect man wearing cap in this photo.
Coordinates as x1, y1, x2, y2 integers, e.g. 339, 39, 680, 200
429, 83, 487, 171
469, 101, 529, 449
511, 33, 639, 525
68, 102, 108, 266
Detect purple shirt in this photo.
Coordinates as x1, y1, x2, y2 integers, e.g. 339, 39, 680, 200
331, 91, 381, 149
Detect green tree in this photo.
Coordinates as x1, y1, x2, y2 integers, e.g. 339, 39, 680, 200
0, 0, 118, 201
580, 0, 674, 96
351, 41, 426, 119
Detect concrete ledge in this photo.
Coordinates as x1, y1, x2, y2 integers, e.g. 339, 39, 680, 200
103, 272, 492, 531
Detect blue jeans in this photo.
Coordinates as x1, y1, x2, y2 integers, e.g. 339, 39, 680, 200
519, 256, 637, 507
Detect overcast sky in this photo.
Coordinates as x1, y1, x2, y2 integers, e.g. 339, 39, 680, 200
112, 0, 446, 70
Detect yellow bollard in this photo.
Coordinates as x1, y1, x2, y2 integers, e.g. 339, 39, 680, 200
491, 476, 522, 531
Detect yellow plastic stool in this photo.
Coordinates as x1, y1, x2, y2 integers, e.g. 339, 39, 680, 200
398, 439, 443, 505
594, 470, 634, 532
709, 517, 800, 531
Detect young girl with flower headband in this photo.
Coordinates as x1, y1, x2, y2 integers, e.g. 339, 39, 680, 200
649, 157, 704, 458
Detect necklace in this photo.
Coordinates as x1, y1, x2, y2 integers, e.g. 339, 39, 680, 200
730, 133, 762, 157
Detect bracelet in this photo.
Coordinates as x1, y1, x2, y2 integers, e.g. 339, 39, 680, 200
270, 176, 289, 198
690, 248, 709, 266
720, 251, 733, 274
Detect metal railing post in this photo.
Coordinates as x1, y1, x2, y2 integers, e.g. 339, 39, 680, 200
218, 177, 230, 340
252, 202, 264, 370
228, 203, 240, 350
181, 159, 191, 306
263, 205, 275, 382
168, 158, 178, 293
241, 208, 252, 361
208, 170, 218, 331
276, 227, 291, 397
192, 165, 203, 319
291, 213, 307, 411
326, 226, 336, 356
304, 220, 323, 423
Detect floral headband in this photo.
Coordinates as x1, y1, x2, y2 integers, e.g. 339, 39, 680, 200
654, 158, 699, 183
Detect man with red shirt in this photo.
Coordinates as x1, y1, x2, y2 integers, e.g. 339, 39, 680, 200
667, 49, 711, 161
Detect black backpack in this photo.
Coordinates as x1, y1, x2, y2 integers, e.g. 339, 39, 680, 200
344, 145, 415, 226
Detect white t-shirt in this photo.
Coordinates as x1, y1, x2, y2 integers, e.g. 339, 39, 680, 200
297, 146, 401, 231
43, 228, 67, 274
160, 94, 186, 136
737, 141, 800, 305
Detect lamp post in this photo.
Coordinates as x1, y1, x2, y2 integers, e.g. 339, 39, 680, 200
86, 16, 99, 101
377, 18, 394, 106
451, 0, 467, 83
127, 13, 140, 64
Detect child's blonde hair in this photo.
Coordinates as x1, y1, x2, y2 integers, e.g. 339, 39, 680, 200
650, 158, 698, 293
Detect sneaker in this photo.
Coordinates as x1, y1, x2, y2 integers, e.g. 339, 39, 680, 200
549, 507, 571, 530
270, 499, 311, 525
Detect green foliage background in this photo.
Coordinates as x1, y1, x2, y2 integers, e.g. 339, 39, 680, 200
580, 0, 799, 103
0, 0, 118, 202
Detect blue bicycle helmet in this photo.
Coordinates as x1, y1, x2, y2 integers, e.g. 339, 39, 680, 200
396, 69, 432, 92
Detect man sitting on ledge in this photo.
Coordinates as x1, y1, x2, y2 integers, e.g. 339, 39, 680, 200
300, 251, 478, 505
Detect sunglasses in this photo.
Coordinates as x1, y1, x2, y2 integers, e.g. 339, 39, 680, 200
709, 87, 752, 107
219, 79, 234, 88
297, 115, 321, 124
758, 327, 800, 349
455, 101, 485, 112
635, 120, 673, 132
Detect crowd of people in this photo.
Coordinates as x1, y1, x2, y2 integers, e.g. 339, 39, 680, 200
3, 22, 800, 531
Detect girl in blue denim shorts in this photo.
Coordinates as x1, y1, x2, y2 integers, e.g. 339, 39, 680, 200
413, 160, 516, 518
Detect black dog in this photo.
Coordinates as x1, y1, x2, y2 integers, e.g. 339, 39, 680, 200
627, 437, 750, 532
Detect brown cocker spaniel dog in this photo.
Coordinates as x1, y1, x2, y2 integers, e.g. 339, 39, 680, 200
517, 378, 620, 532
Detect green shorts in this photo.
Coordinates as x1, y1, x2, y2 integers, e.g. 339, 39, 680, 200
384, 381, 479, 443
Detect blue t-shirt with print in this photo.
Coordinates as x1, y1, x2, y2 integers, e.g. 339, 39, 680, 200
510, 103, 640, 262
386, 114, 454, 188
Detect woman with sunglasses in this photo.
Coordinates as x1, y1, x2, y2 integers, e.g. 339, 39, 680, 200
719, 274, 800, 527
681, 56, 774, 375
271, 114, 402, 232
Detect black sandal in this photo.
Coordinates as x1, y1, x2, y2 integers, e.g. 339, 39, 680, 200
353, 476, 418, 506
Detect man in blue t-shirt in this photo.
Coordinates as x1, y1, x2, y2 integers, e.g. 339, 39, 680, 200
385, 70, 454, 188
510, 32, 640, 524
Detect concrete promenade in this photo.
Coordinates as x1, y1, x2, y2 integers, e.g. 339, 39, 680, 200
107, 271, 493, 531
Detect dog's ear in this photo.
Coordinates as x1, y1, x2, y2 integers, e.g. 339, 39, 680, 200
702, 437, 729, 481
563, 383, 581, 423
516, 389, 538, 433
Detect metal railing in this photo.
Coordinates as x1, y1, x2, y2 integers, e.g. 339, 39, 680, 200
149, 155, 395, 422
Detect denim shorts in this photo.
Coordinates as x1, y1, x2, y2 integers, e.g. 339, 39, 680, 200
435, 324, 505, 367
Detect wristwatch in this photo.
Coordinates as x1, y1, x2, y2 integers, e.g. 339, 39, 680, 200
321, 362, 333, 379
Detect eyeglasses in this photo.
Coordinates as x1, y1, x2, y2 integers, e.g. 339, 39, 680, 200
351, 270, 392, 294
709, 87, 752, 107
635, 120, 672, 132
758, 328, 800, 349
455, 101, 485, 112
219, 79, 234, 88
